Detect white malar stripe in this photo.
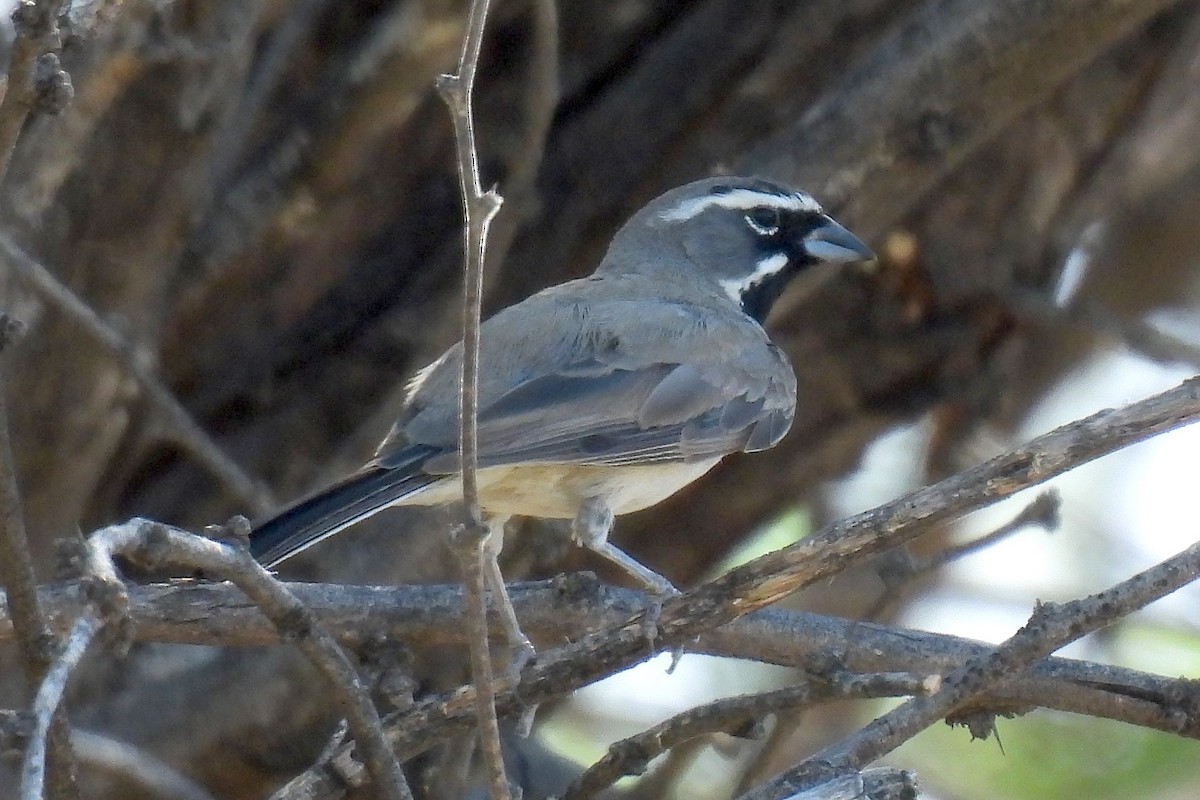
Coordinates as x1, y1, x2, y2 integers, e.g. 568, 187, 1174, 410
661, 188, 822, 222
719, 252, 789, 303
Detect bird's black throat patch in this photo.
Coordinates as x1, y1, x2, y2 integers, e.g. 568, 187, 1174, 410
738, 257, 804, 323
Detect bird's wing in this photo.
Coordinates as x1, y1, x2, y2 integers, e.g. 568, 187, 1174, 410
377, 293, 796, 474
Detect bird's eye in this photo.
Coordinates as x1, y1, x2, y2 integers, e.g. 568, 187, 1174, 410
745, 207, 781, 236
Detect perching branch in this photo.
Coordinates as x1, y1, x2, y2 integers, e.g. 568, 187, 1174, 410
3, 575, 1195, 740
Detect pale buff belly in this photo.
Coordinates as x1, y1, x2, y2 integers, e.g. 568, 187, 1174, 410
393, 458, 723, 518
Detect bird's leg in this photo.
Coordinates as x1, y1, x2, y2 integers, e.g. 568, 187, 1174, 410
572, 497, 679, 597
482, 516, 535, 677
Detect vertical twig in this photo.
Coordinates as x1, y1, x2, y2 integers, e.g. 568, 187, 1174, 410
436, 0, 511, 798
438, 0, 503, 525
0, 313, 78, 799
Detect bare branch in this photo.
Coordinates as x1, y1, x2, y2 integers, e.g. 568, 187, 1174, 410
12, 378, 1200, 799
4, 574, 1194, 738
437, 0, 503, 529
437, 0, 513, 796
81, 518, 411, 800
0, 232, 273, 514
21, 613, 99, 800
744, 538, 1200, 800
0, 311, 78, 798
562, 669, 936, 800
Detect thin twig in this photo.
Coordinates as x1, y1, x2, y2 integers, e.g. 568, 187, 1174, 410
562, 670, 935, 800
0, 312, 78, 799
71, 730, 220, 800
933, 488, 1061, 565
744, 539, 1200, 800
867, 489, 1061, 619
0, 232, 273, 514
438, 0, 503, 530
21, 612, 99, 800
81, 518, 411, 800
0, 0, 68, 182
436, 0, 511, 797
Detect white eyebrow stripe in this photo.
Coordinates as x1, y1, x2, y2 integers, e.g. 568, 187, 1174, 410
660, 188, 822, 221
719, 252, 789, 303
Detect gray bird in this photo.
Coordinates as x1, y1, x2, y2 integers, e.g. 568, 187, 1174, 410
249, 176, 873, 598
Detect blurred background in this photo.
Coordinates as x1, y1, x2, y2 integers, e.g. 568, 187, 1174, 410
1, 0, 1200, 797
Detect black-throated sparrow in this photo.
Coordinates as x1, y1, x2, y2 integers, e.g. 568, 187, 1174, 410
250, 177, 873, 596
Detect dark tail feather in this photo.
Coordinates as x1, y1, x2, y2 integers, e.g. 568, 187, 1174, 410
250, 448, 439, 567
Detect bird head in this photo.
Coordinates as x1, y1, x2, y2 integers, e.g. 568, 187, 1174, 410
600, 176, 875, 323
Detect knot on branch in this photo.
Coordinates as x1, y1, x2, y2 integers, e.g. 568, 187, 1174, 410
134, 520, 175, 568
205, 515, 252, 550
604, 739, 653, 777
550, 570, 603, 603
1161, 679, 1200, 735
11, 0, 55, 38
358, 636, 417, 712
33, 52, 72, 114
80, 569, 130, 648
274, 604, 315, 643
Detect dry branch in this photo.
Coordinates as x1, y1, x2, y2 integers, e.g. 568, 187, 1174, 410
81, 518, 411, 800
745, 538, 1200, 799
437, 0, 514, 796
21, 613, 98, 800
562, 670, 935, 800
4, 575, 1195, 740
69, 730, 219, 800
0, 311, 77, 798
